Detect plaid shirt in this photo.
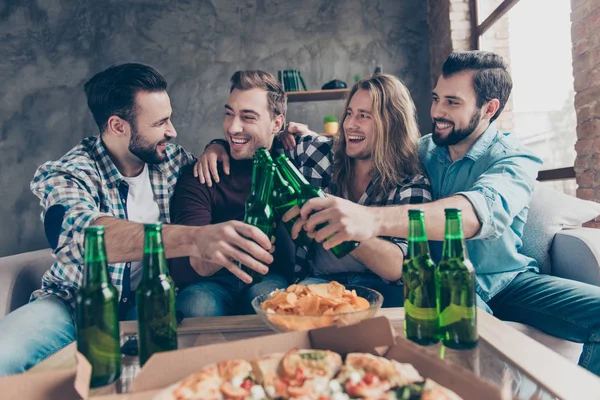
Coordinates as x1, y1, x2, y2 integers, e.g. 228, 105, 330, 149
275, 135, 432, 281
30, 135, 195, 308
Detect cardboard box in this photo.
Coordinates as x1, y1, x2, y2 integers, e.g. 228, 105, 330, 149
0, 317, 502, 399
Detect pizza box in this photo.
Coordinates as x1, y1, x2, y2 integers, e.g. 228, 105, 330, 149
129, 316, 503, 400
0, 316, 503, 399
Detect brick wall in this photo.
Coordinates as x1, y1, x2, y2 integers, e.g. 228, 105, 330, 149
572, 0, 600, 228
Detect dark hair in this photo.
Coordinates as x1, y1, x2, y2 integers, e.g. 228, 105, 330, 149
229, 70, 287, 119
441, 51, 512, 122
84, 63, 167, 133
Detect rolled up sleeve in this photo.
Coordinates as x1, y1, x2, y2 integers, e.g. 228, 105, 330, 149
457, 153, 541, 240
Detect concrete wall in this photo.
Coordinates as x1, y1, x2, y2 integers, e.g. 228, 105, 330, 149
0, 0, 431, 257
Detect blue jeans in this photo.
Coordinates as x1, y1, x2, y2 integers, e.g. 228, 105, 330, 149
488, 271, 600, 377
0, 296, 75, 376
298, 272, 404, 308
175, 272, 288, 317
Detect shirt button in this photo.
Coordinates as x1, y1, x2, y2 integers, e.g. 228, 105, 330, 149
123, 297, 128, 303
122, 199, 126, 204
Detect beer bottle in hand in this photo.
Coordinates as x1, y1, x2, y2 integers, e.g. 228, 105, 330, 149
274, 153, 359, 258
136, 223, 178, 366
76, 226, 121, 387
272, 163, 311, 246
403, 210, 440, 345
237, 148, 276, 283
437, 208, 478, 349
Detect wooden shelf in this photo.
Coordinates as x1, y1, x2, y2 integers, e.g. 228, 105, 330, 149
286, 89, 349, 103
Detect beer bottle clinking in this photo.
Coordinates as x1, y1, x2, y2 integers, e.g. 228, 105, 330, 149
136, 222, 178, 366
403, 209, 440, 345
274, 153, 359, 258
436, 208, 478, 349
76, 226, 121, 388
272, 164, 311, 247
237, 148, 276, 283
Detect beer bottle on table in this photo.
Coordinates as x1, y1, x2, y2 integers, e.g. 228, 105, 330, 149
403, 209, 440, 345
274, 153, 359, 258
76, 226, 121, 388
136, 222, 178, 366
236, 150, 276, 283
436, 208, 478, 349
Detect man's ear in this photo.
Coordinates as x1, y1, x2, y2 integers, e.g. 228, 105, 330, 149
107, 116, 130, 138
483, 99, 501, 121
272, 114, 285, 134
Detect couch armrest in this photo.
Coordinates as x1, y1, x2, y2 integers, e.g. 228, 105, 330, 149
0, 249, 53, 318
551, 228, 600, 286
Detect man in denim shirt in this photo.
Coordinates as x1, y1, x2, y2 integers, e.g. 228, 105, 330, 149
294, 51, 600, 377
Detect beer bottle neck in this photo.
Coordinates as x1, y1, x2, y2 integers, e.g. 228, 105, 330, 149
407, 216, 430, 259
84, 231, 109, 285
143, 229, 168, 279
255, 164, 275, 204
442, 217, 468, 260
275, 155, 309, 193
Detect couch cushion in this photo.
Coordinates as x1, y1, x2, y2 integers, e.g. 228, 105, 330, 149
521, 184, 600, 274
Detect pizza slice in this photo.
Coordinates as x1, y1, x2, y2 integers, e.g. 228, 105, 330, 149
153, 359, 267, 400
251, 349, 343, 399
333, 353, 424, 399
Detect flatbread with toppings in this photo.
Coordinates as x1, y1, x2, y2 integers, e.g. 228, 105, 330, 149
252, 349, 342, 399
153, 350, 463, 400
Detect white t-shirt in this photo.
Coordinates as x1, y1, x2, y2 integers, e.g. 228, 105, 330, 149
122, 164, 160, 289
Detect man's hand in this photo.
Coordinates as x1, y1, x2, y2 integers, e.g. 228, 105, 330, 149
278, 122, 312, 150
191, 220, 273, 284
290, 196, 381, 249
194, 143, 230, 187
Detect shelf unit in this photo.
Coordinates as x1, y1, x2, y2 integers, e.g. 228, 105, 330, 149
286, 89, 349, 103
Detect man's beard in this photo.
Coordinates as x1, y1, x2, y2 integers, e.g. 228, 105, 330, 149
432, 107, 481, 147
129, 124, 168, 164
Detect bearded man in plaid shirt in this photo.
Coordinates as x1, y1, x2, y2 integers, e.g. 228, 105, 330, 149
0, 63, 274, 376
198, 74, 432, 307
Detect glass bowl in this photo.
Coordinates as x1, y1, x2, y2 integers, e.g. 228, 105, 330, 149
252, 285, 383, 332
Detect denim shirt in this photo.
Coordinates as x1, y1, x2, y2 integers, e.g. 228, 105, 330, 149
419, 123, 543, 303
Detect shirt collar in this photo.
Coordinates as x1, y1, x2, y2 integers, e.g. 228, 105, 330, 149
429, 122, 498, 163
91, 136, 125, 188
91, 136, 169, 187
464, 122, 498, 161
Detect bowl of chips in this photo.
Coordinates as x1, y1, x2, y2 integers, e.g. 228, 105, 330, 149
252, 281, 383, 332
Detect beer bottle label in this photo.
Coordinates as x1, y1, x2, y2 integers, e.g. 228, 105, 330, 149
404, 299, 438, 321
439, 304, 476, 326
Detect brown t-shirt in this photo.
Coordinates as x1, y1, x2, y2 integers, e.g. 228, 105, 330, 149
169, 158, 295, 286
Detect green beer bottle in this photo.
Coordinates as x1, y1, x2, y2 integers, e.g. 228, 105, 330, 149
76, 226, 121, 388
403, 210, 440, 345
246, 148, 272, 212
436, 208, 478, 349
237, 151, 276, 283
274, 153, 359, 258
272, 166, 311, 246
136, 223, 178, 366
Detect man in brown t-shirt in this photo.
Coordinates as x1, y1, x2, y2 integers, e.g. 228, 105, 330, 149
170, 70, 294, 317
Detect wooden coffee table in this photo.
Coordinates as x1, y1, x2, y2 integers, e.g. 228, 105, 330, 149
30, 308, 600, 399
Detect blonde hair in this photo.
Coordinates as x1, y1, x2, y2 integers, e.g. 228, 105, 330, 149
333, 74, 422, 195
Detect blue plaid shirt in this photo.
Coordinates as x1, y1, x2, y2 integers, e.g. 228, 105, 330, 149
30, 136, 195, 308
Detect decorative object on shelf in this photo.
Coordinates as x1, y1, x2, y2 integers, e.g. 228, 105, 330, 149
324, 115, 339, 135
374, 64, 383, 74
354, 74, 361, 83
278, 69, 307, 92
321, 79, 347, 90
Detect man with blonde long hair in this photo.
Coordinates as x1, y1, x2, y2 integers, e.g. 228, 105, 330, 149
198, 74, 431, 306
